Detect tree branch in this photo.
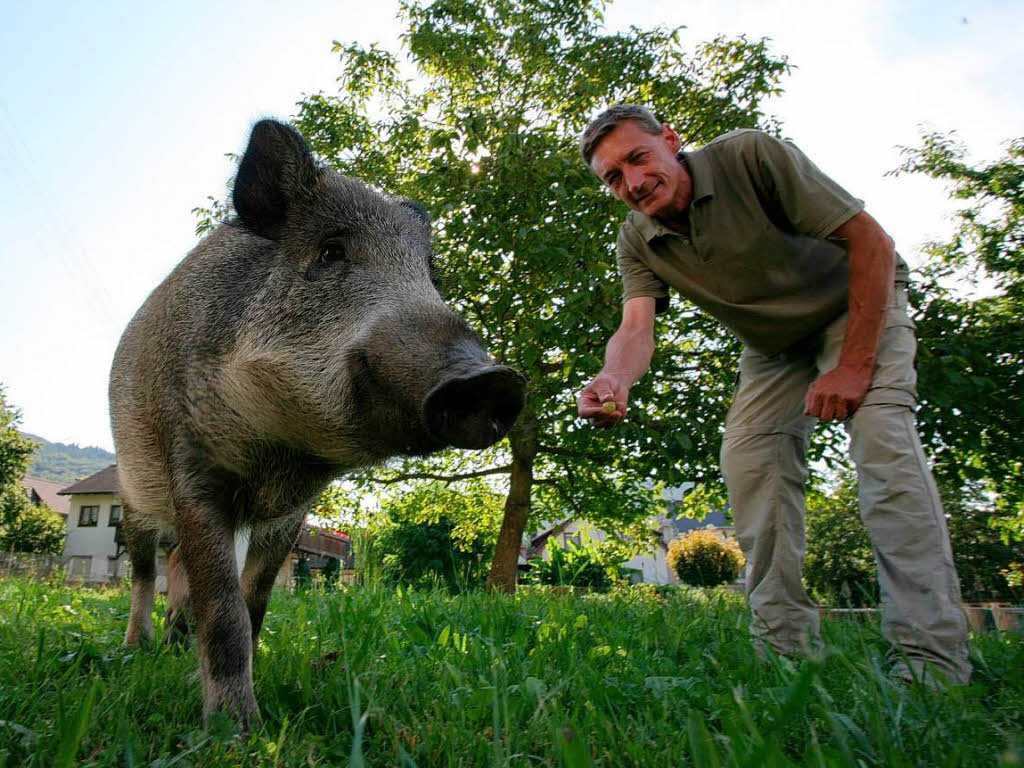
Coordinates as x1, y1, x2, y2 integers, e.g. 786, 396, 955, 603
537, 445, 614, 464
655, 373, 708, 383
367, 465, 513, 485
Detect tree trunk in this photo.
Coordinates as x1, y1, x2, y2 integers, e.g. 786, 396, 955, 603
487, 413, 536, 594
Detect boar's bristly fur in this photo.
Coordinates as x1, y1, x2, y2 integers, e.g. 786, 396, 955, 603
109, 118, 524, 728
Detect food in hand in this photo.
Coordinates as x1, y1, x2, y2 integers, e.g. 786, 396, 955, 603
602, 401, 617, 414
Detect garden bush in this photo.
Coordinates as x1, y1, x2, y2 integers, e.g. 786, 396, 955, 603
667, 529, 744, 587
526, 537, 621, 590
374, 517, 493, 592
804, 482, 879, 606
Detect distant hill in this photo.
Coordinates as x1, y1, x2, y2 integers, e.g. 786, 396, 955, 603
21, 433, 115, 485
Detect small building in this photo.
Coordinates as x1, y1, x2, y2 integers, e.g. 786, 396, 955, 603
276, 527, 353, 587
59, 464, 348, 590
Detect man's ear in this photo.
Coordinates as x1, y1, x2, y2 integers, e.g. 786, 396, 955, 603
233, 119, 320, 240
662, 124, 682, 154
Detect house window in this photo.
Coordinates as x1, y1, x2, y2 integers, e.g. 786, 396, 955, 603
69, 556, 92, 579
109, 505, 122, 526
79, 505, 99, 527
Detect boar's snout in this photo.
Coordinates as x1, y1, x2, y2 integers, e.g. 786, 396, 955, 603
423, 365, 526, 449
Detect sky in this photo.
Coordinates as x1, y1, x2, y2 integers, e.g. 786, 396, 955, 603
1, 0, 1022, 453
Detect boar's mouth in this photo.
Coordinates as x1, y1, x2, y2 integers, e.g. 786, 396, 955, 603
423, 366, 526, 449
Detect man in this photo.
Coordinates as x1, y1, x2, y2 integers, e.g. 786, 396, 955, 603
577, 104, 970, 685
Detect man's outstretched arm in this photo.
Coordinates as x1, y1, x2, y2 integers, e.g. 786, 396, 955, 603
579, 296, 657, 428
805, 210, 896, 421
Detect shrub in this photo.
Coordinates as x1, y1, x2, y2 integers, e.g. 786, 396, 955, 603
0, 487, 66, 554
374, 517, 493, 592
667, 529, 744, 588
804, 481, 878, 607
527, 537, 622, 591
293, 557, 312, 590
322, 556, 341, 590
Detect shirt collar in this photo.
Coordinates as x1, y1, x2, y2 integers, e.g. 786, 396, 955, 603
630, 148, 715, 242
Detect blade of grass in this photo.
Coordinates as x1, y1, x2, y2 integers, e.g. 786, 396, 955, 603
687, 710, 723, 768
53, 678, 99, 768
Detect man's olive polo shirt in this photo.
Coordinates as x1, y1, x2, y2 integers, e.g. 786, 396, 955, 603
617, 129, 909, 356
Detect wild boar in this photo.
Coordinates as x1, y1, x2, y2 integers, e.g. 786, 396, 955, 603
109, 119, 525, 726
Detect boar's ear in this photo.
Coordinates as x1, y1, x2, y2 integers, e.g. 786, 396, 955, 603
400, 199, 432, 227
233, 120, 319, 240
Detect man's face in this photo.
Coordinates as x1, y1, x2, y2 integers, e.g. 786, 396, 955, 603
589, 120, 692, 220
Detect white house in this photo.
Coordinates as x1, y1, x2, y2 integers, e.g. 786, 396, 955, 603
527, 510, 734, 585
525, 483, 735, 585
59, 465, 135, 585
59, 464, 350, 590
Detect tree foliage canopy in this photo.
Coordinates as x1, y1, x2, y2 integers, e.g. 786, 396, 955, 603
804, 471, 1023, 605
0, 487, 65, 555
896, 132, 1024, 538
0, 386, 37, 489
292, 0, 790, 589
0, 385, 64, 554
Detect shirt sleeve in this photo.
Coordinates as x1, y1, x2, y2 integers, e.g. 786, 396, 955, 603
745, 131, 864, 239
617, 224, 670, 314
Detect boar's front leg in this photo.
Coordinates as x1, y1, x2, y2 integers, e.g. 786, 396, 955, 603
176, 510, 257, 728
241, 513, 303, 654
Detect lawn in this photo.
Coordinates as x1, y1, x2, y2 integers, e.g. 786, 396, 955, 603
0, 577, 1021, 767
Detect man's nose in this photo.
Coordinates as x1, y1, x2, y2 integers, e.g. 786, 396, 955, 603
624, 167, 646, 193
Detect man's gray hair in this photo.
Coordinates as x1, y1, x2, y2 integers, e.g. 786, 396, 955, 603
580, 104, 663, 167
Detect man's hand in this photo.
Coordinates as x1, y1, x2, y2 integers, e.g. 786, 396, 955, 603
579, 297, 655, 428
806, 211, 895, 423
579, 372, 631, 428
804, 364, 873, 422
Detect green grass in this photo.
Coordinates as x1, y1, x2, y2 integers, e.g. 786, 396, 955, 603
0, 577, 1021, 767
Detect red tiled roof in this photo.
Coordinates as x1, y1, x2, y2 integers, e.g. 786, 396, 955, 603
21, 476, 71, 517
58, 465, 120, 496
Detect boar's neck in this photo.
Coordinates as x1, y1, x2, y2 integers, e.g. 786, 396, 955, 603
239, 444, 339, 521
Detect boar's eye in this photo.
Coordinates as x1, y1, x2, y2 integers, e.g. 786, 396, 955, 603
318, 242, 347, 264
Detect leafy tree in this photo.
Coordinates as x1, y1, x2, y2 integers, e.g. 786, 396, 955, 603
666, 529, 744, 588
803, 477, 878, 607
944, 479, 1024, 601
804, 471, 1023, 606
895, 132, 1024, 540
0, 487, 65, 555
318, 479, 506, 549
0, 385, 62, 554
0, 385, 37, 489
286, 0, 790, 591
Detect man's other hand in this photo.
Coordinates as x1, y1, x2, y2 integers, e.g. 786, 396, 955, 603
578, 372, 631, 428
804, 364, 873, 422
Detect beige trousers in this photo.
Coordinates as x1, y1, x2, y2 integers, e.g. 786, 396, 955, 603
719, 285, 971, 684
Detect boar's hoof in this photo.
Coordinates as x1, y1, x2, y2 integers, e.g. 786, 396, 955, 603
424, 366, 525, 449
